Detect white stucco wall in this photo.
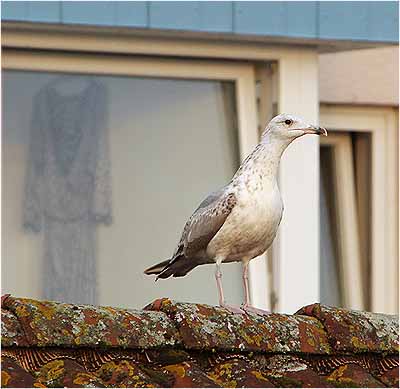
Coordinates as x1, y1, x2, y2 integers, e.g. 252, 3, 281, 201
319, 46, 399, 106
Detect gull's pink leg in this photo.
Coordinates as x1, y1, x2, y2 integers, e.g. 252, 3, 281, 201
242, 260, 251, 307
215, 263, 225, 306
241, 260, 271, 316
215, 263, 244, 314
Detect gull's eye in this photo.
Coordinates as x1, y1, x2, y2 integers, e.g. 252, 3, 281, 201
284, 119, 293, 125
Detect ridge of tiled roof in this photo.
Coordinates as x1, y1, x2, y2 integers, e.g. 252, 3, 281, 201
297, 303, 399, 354
1, 295, 399, 388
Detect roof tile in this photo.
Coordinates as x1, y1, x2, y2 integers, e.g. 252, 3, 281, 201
379, 365, 400, 387
35, 359, 107, 388
326, 363, 386, 387
208, 357, 275, 387
163, 361, 219, 387
2, 295, 399, 388
95, 360, 159, 387
1, 310, 28, 347
145, 298, 331, 353
261, 355, 333, 387
1, 357, 36, 388
297, 303, 399, 353
3, 296, 180, 348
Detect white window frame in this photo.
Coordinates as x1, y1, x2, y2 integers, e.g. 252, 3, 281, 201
2, 25, 320, 312
320, 104, 399, 314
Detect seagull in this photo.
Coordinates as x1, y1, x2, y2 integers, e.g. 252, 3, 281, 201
144, 113, 327, 314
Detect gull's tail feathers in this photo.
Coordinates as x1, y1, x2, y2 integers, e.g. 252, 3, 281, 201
144, 254, 198, 279
143, 259, 171, 276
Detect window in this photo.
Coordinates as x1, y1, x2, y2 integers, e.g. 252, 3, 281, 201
319, 132, 366, 310
2, 51, 264, 309
320, 105, 398, 314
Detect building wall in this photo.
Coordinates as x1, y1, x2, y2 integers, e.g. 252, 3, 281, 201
2, 1, 398, 43
319, 46, 399, 106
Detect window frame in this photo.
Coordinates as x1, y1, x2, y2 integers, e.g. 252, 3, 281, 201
320, 104, 399, 314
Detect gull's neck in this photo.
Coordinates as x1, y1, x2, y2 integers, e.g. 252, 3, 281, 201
232, 132, 290, 183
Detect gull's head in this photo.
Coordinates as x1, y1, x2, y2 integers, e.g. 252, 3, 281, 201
262, 113, 327, 143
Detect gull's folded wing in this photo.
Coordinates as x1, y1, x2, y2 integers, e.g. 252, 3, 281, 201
145, 189, 237, 279
180, 190, 237, 258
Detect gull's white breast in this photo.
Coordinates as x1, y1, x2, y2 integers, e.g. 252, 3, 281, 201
206, 179, 283, 262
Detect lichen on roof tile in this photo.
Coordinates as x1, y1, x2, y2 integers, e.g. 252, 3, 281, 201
261, 355, 333, 387
95, 360, 159, 387
3, 297, 181, 348
296, 303, 399, 353
1, 309, 29, 347
208, 357, 275, 387
35, 359, 107, 388
145, 298, 331, 354
163, 361, 218, 387
327, 363, 386, 387
362, 311, 399, 351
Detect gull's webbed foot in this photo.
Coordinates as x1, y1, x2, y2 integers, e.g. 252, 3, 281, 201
220, 303, 245, 315
242, 304, 271, 316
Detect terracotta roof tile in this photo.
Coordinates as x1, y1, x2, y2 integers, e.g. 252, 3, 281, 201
1, 357, 37, 388
145, 298, 331, 354
35, 358, 107, 388
1, 309, 28, 347
379, 362, 400, 387
208, 357, 276, 387
258, 355, 333, 387
2, 296, 180, 348
297, 303, 399, 353
1, 295, 399, 388
326, 363, 386, 387
162, 361, 219, 387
